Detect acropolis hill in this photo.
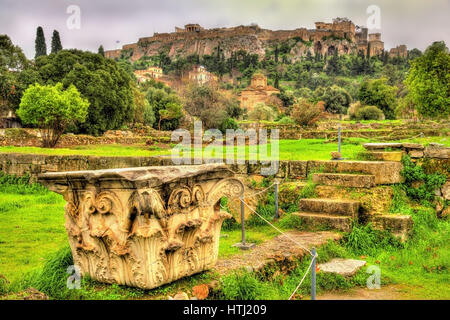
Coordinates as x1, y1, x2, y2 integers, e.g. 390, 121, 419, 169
104, 17, 407, 61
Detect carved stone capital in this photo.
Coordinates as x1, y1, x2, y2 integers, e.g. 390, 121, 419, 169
38, 164, 243, 289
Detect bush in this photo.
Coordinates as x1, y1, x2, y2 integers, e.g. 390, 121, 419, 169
355, 105, 384, 121
219, 117, 239, 133
347, 101, 363, 120
291, 99, 324, 126
400, 155, 447, 205
276, 116, 295, 125
248, 103, 277, 122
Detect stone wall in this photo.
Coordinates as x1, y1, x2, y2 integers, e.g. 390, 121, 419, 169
0, 153, 404, 184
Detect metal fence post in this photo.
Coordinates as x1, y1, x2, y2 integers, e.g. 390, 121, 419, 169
240, 197, 246, 245
338, 127, 341, 153
274, 182, 279, 219
311, 247, 316, 300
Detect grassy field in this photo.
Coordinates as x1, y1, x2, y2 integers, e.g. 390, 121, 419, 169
0, 154, 449, 299
0, 136, 448, 161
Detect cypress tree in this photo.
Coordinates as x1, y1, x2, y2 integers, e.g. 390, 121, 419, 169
98, 45, 105, 57
51, 30, 62, 53
35, 26, 47, 58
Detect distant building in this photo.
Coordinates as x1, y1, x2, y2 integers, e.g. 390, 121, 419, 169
238, 73, 280, 111
134, 66, 163, 83
188, 65, 218, 85
389, 45, 408, 58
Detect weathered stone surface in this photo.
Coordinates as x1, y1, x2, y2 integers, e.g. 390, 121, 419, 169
363, 143, 403, 150
288, 161, 308, 179
38, 164, 244, 290
402, 143, 424, 150
214, 231, 341, 275
442, 182, 450, 200
318, 259, 366, 277
424, 146, 450, 159
292, 212, 352, 232
408, 150, 424, 158
369, 214, 413, 242
308, 160, 403, 184
368, 151, 404, 162
312, 173, 376, 188
298, 198, 360, 218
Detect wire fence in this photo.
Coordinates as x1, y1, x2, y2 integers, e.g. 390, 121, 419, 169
223, 181, 318, 300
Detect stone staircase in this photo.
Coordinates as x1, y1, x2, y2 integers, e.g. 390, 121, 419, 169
312, 173, 376, 188
293, 198, 360, 232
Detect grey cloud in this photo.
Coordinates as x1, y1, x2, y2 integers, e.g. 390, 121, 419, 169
0, 0, 448, 58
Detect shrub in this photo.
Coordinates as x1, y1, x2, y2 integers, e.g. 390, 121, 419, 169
347, 101, 363, 120
248, 103, 277, 122
276, 116, 295, 125
355, 105, 384, 121
400, 155, 447, 205
219, 117, 239, 133
291, 99, 324, 127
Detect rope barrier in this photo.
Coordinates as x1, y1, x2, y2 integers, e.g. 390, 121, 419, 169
220, 182, 318, 300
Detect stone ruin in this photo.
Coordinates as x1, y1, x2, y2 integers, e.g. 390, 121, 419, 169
38, 164, 244, 289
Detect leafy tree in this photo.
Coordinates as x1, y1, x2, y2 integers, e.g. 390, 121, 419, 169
358, 78, 397, 119
98, 45, 105, 57
0, 35, 32, 111
158, 102, 183, 131
50, 30, 62, 54
145, 85, 183, 130
183, 83, 241, 129
405, 41, 450, 119
35, 26, 47, 58
17, 83, 89, 147
318, 85, 351, 114
34, 49, 134, 135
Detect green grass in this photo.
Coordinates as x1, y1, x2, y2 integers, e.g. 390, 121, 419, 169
1, 136, 448, 161
0, 176, 67, 283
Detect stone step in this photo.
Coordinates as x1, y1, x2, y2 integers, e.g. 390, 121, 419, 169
363, 142, 403, 150
292, 212, 352, 232
298, 198, 360, 217
312, 173, 376, 188
364, 151, 404, 162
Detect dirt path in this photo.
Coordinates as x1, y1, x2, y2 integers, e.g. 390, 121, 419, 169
317, 284, 415, 300
214, 231, 341, 275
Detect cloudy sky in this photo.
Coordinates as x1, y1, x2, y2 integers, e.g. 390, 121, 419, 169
1, 0, 449, 58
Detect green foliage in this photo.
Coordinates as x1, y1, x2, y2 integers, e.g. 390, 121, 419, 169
219, 117, 239, 133
144, 84, 183, 130
342, 223, 403, 256
220, 270, 275, 300
50, 30, 62, 54
16, 246, 74, 299
0, 173, 48, 194
17, 83, 89, 147
291, 99, 323, 126
276, 116, 295, 125
355, 105, 384, 121
0, 34, 32, 110
183, 83, 240, 129
405, 41, 450, 119
400, 155, 447, 204
358, 78, 397, 119
98, 45, 105, 57
34, 26, 47, 59
34, 49, 134, 135
247, 103, 277, 122
317, 85, 351, 114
